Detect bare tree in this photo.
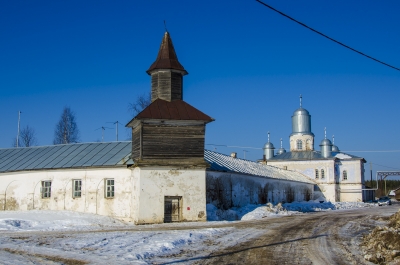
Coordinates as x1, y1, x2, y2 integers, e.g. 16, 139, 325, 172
128, 92, 151, 117
53, 106, 80, 144
126, 93, 151, 140
12, 125, 38, 147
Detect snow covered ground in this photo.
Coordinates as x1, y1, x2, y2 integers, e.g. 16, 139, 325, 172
0, 201, 380, 264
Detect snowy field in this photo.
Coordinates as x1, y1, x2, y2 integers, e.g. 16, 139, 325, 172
0, 201, 380, 264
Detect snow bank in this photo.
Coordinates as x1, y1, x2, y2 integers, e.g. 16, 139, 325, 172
207, 201, 379, 221
0, 210, 126, 231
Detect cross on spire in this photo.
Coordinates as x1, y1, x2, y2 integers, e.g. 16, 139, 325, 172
300, 94, 302, 108
324, 127, 327, 139
280, 138, 283, 148
267, 131, 270, 142
332, 135, 335, 144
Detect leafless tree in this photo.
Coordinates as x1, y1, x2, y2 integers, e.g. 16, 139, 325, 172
53, 106, 80, 144
126, 93, 151, 140
128, 92, 151, 117
12, 125, 38, 147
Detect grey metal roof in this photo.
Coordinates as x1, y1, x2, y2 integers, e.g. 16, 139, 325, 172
0, 142, 133, 173
204, 150, 315, 184
269, 150, 365, 161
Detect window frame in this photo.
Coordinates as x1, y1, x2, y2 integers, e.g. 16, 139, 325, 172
343, 170, 348, 180
296, 140, 303, 150
72, 179, 82, 198
105, 178, 115, 198
315, 169, 319, 179
41, 180, 52, 198
321, 169, 325, 179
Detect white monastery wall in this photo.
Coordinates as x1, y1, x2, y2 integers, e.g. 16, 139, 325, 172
206, 171, 314, 209
132, 167, 207, 225
0, 168, 134, 221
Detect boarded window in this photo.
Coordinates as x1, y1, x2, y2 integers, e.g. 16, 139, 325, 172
41, 181, 52, 198
164, 196, 181, 223
73, 179, 82, 198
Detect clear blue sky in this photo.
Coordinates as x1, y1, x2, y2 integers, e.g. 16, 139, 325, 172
1, 1, 400, 180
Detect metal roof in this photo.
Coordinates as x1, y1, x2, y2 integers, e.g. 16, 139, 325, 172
0, 142, 132, 173
204, 150, 315, 184
147, 31, 187, 75
269, 151, 365, 161
126, 99, 214, 126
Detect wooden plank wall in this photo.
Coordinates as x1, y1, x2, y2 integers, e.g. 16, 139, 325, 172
131, 124, 142, 160
151, 71, 182, 102
141, 123, 205, 159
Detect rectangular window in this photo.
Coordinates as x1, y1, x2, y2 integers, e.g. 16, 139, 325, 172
283, 166, 288, 170
105, 179, 114, 198
72, 179, 82, 198
41, 181, 52, 198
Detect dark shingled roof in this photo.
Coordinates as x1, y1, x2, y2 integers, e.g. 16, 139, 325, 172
146, 31, 187, 74
126, 99, 214, 126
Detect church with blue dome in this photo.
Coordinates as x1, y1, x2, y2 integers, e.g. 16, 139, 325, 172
263, 96, 367, 202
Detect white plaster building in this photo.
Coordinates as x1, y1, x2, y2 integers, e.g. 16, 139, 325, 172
0, 32, 318, 224
263, 98, 367, 202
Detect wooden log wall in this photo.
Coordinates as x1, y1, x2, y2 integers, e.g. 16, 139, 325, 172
141, 123, 205, 159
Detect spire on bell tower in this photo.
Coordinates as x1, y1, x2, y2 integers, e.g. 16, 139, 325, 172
147, 31, 188, 102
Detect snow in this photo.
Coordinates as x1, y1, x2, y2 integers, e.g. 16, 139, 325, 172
0, 201, 379, 264
335, 153, 352, 159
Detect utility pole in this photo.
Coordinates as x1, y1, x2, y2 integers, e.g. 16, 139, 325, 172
243, 150, 248, 159
16, 111, 21, 148
370, 162, 372, 184
107, 121, 122, 141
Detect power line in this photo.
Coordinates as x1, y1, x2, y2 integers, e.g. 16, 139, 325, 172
255, 0, 400, 72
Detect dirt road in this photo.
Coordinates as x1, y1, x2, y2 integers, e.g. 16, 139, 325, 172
178, 205, 400, 265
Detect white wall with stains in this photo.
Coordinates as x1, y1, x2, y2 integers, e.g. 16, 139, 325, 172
132, 167, 207, 225
0, 168, 134, 221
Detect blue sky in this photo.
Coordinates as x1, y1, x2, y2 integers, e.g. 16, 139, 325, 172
1, 1, 400, 180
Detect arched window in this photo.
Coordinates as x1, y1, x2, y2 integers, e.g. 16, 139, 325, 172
321, 169, 325, 179
306, 139, 311, 150
315, 169, 319, 179
343, 170, 347, 180
297, 140, 303, 150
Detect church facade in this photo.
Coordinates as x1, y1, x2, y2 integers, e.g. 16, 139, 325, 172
262, 98, 367, 202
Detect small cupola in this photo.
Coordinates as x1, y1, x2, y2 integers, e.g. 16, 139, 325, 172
276, 138, 286, 155
319, 128, 333, 158
331, 135, 340, 152
263, 132, 275, 160
147, 31, 188, 102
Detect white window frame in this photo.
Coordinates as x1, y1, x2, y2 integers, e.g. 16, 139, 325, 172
315, 169, 319, 179
72, 179, 82, 198
297, 140, 303, 150
105, 179, 115, 198
321, 169, 325, 179
41, 180, 52, 198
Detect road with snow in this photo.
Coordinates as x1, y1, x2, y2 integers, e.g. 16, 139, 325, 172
190, 205, 400, 265
1, 204, 399, 264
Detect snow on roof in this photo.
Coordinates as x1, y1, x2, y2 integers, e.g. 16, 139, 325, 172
204, 150, 315, 184
334, 153, 352, 159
